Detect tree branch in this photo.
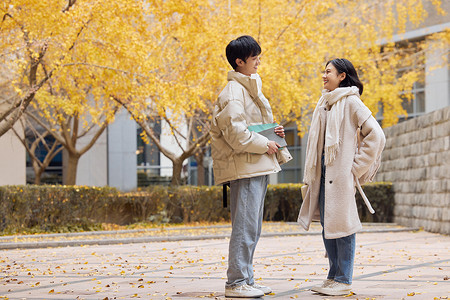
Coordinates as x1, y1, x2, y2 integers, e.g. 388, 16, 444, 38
62, 0, 77, 13
275, 0, 309, 41
62, 62, 151, 79
25, 111, 66, 146
0, 68, 54, 137
179, 130, 210, 162
163, 114, 186, 151
78, 104, 119, 156
113, 96, 178, 162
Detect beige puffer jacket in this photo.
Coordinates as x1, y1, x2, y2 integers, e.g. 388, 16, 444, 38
211, 71, 292, 185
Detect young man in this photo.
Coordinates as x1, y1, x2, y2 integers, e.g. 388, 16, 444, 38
210, 35, 292, 298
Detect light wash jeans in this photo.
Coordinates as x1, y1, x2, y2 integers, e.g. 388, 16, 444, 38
319, 155, 355, 285
226, 175, 269, 288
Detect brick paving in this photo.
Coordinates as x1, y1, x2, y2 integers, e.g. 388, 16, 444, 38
0, 223, 448, 300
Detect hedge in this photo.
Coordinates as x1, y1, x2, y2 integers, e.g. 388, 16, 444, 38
0, 185, 118, 234
263, 182, 394, 223
0, 182, 393, 234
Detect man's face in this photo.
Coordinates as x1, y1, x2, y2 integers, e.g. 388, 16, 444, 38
236, 55, 260, 76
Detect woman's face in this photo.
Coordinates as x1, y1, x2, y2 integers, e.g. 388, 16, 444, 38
322, 63, 345, 91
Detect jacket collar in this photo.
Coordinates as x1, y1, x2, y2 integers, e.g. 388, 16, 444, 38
227, 70, 259, 99
226, 70, 273, 123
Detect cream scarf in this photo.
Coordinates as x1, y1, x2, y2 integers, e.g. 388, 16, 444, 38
303, 86, 360, 184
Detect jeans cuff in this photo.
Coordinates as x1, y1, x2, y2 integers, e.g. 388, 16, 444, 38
334, 279, 352, 285
225, 281, 246, 289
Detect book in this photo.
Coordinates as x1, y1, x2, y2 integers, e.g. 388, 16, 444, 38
248, 123, 287, 148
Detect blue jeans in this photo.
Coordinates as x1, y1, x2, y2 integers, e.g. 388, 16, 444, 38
319, 156, 355, 285
226, 175, 269, 288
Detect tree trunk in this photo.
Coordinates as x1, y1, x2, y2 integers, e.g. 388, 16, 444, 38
63, 151, 81, 185
33, 164, 43, 185
195, 151, 205, 186
171, 159, 183, 186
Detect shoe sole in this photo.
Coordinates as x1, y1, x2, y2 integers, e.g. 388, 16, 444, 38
224, 293, 264, 298
315, 288, 352, 296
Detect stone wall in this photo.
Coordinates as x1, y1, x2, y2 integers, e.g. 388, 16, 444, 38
375, 106, 450, 235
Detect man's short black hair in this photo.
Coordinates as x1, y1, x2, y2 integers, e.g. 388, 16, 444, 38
225, 35, 261, 70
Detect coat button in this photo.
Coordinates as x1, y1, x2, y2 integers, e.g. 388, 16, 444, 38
329, 180, 333, 184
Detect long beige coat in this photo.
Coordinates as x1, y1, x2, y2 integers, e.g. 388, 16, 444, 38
210, 71, 292, 185
297, 95, 386, 239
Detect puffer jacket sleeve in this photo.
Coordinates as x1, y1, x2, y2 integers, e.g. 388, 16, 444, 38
350, 98, 386, 179
215, 98, 269, 154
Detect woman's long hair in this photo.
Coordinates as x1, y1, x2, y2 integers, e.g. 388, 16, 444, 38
326, 58, 364, 96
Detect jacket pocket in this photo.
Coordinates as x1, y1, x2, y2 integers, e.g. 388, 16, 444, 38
214, 157, 237, 183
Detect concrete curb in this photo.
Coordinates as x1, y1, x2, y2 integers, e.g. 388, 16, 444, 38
0, 225, 420, 250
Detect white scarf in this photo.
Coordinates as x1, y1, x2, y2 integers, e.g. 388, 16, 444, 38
303, 86, 360, 184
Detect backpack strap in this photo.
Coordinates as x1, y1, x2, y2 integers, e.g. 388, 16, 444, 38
223, 182, 230, 208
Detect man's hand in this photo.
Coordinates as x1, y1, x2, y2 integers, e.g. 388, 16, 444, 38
267, 140, 280, 155
274, 125, 285, 138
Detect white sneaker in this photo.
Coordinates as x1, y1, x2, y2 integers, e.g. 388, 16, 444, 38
225, 283, 265, 298
310, 279, 334, 293
315, 281, 352, 296
251, 283, 272, 294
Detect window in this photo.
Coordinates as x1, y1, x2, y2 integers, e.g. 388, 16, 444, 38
398, 68, 426, 122
25, 133, 63, 184
277, 123, 302, 183
376, 67, 426, 124
136, 120, 161, 172
136, 119, 171, 186
397, 39, 426, 122
400, 80, 425, 120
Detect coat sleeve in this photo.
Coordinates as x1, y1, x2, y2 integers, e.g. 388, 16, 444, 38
215, 98, 269, 154
351, 106, 386, 179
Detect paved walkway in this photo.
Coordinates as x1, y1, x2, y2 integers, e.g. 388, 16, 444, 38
0, 223, 449, 300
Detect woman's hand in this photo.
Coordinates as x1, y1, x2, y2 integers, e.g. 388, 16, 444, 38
274, 125, 285, 138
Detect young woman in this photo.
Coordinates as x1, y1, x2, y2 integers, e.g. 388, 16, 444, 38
297, 58, 386, 296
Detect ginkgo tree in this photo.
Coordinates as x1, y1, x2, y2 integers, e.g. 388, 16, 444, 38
120, 0, 446, 185
0, 0, 107, 137
1, 0, 446, 186
0, 0, 163, 185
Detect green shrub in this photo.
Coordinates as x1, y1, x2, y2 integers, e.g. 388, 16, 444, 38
135, 185, 229, 223
264, 182, 394, 222
265, 184, 303, 221
104, 185, 169, 224
0, 185, 118, 234
0, 182, 394, 234
356, 182, 394, 223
